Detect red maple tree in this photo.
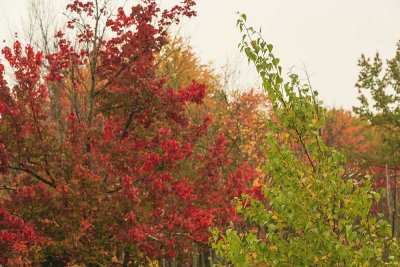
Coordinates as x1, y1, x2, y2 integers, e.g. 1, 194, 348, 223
0, 0, 256, 265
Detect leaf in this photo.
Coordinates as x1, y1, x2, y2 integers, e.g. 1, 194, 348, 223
245, 47, 257, 62
370, 191, 380, 203
269, 245, 278, 252
272, 58, 280, 66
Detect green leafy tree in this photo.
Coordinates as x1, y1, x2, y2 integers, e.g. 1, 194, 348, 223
354, 42, 400, 238
212, 14, 400, 266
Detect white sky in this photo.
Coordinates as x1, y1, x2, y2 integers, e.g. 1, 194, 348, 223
1, 0, 400, 109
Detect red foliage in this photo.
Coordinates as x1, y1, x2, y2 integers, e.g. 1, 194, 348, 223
0, 0, 255, 264
0, 209, 44, 266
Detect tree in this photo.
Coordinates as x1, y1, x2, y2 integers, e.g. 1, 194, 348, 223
156, 36, 219, 91
157, 36, 270, 200
353, 41, 400, 238
322, 108, 383, 173
324, 109, 370, 157
0, 1, 256, 265
322, 109, 398, 226
155, 34, 270, 264
212, 14, 399, 266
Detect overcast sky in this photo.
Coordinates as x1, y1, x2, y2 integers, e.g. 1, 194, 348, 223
1, 0, 400, 109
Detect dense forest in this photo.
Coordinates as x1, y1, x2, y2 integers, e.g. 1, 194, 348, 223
0, 0, 399, 266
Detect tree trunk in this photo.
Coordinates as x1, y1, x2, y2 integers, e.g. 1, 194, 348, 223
386, 164, 392, 223
192, 244, 198, 267
393, 169, 398, 238
209, 248, 213, 267
200, 251, 206, 267
122, 249, 130, 267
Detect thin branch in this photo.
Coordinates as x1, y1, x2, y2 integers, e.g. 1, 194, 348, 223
0, 184, 16, 191
8, 166, 56, 188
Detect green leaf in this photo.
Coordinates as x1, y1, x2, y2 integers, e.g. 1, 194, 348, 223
272, 58, 280, 66
370, 191, 380, 203
245, 47, 257, 62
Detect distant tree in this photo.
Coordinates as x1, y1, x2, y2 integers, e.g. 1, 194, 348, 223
322, 108, 381, 170
354, 41, 400, 238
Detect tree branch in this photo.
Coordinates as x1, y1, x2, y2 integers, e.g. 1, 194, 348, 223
8, 166, 56, 188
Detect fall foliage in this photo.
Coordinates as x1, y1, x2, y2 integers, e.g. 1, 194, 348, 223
0, 1, 399, 266
0, 0, 259, 265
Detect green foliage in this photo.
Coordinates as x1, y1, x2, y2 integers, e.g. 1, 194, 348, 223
354, 41, 400, 166
212, 14, 400, 266
353, 39, 400, 243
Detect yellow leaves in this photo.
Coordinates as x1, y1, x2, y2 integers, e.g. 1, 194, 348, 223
314, 255, 328, 264
271, 213, 285, 223
252, 171, 265, 188
147, 258, 160, 267
280, 132, 290, 143
250, 227, 259, 234
252, 178, 260, 188
250, 252, 258, 259
243, 143, 255, 158
283, 132, 290, 140
311, 117, 318, 125
111, 255, 120, 263
343, 198, 352, 206
299, 171, 315, 191
241, 127, 251, 135
269, 245, 278, 252
370, 225, 376, 232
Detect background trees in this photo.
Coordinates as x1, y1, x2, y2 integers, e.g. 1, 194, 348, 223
354, 41, 400, 238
